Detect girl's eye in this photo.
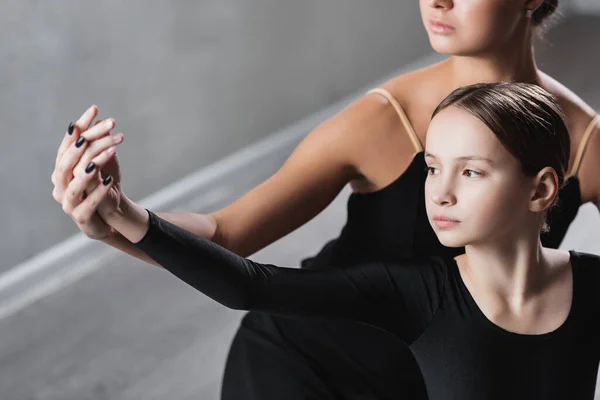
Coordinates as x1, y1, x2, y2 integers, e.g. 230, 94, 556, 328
464, 169, 482, 178
426, 166, 439, 175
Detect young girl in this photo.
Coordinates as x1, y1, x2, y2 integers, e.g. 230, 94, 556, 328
61, 82, 600, 399
52, 1, 599, 398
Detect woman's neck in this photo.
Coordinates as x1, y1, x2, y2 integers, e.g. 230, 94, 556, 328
445, 37, 540, 90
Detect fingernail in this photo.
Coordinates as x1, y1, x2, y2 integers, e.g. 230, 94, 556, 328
85, 162, 95, 174
75, 136, 85, 148
68, 122, 75, 135
103, 175, 113, 186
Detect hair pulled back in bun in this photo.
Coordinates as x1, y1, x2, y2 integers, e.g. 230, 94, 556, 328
532, 0, 559, 26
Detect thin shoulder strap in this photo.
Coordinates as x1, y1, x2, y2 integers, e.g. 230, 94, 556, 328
568, 114, 600, 178
366, 87, 423, 152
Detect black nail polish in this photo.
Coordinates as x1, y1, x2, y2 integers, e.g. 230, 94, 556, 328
68, 122, 75, 135
75, 136, 85, 148
103, 175, 113, 186
85, 162, 95, 174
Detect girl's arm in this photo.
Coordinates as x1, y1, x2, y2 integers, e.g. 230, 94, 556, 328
130, 209, 446, 343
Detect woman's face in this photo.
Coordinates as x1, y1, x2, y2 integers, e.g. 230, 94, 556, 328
424, 106, 536, 248
419, 0, 533, 56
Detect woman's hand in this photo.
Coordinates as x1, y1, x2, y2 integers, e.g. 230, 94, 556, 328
52, 105, 125, 239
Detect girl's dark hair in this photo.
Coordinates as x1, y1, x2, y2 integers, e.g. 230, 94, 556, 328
533, 0, 559, 26
431, 82, 570, 231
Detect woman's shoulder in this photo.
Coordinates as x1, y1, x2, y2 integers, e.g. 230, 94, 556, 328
540, 72, 600, 203
379, 60, 448, 108
331, 61, 448, 130
538, 71, 597, 135
337, 62, 448, 192
372, 60, 449, 136
337, 65, 440, 136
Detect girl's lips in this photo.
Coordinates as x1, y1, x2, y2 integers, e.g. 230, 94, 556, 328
429, 19, 456, 35
433, 216, 460, 229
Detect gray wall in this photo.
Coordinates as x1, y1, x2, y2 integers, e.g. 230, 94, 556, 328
570, 0, 600, 13
3, 1, 431, 270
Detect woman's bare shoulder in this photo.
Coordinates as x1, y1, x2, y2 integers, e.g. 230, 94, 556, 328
369, 60, 449, 138
539, 71, 596, 132
379, 60, 448, 106
540, 71, 600, 205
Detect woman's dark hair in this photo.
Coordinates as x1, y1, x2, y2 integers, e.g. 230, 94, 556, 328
533, 0, 559, 26
431, 82, 570, 231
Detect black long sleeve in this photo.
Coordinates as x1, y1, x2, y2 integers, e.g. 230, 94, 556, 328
131, 211, 600, 399
133, 210, 446, 343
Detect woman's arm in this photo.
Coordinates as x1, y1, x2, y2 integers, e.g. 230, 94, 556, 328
125, 209, 446, 342
575, 116, 600, 209
100, 93, 404, 262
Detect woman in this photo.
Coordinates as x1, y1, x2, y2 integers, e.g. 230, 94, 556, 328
51, 0, 599, 398
59, 82, 600, 400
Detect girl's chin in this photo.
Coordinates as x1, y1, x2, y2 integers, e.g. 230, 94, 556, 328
435, 232, 469, 249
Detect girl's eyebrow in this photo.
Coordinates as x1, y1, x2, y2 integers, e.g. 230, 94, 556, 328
424, 152, 494, 165
456, 155, 495, 165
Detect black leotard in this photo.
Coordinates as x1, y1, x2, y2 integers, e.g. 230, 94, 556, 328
134, 210, 599, 400
221, 151, 582, 400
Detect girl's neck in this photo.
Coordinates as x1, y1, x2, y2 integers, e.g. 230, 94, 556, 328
445, 36, 540, 90
459, 235, 550, 302
458, 241, 573, 336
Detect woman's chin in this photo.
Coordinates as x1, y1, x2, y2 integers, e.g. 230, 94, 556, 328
429, 38, 459, 55
429, 39, 480, 57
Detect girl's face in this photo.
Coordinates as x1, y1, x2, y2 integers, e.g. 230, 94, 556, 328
424, 106, 537, 248
419, 0, 534, 56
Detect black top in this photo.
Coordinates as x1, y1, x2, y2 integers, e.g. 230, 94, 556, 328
134, 210, 600, 400
302, 152, 582, 269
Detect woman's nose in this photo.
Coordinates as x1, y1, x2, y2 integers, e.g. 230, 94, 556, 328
427, 0, 453, 11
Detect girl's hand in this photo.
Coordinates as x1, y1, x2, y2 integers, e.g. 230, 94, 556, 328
52, 105, 124, 239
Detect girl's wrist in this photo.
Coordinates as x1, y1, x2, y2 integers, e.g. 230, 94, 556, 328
105, 195, 150, 243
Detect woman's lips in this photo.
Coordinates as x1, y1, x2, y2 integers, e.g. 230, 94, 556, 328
429, 19, 456, 35
433, 216, 461, 229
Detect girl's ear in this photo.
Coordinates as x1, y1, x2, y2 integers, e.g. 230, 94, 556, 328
529, 167, 559, 213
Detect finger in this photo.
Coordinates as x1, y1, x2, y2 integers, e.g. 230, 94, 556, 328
55, 121, 78, 170
72, 175, 114, 225
54, 135, 91, 196
73, 133, 123, 176
57, 119, 110, 175
80, 118, 116, 142
74, 104, 99, 136
87, 119, 104, 135
62, 167, 101, 216
53, 123, 72, 184
83, 146, 117, 194
92, 145, 118, 168
56, 105, 98, 165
